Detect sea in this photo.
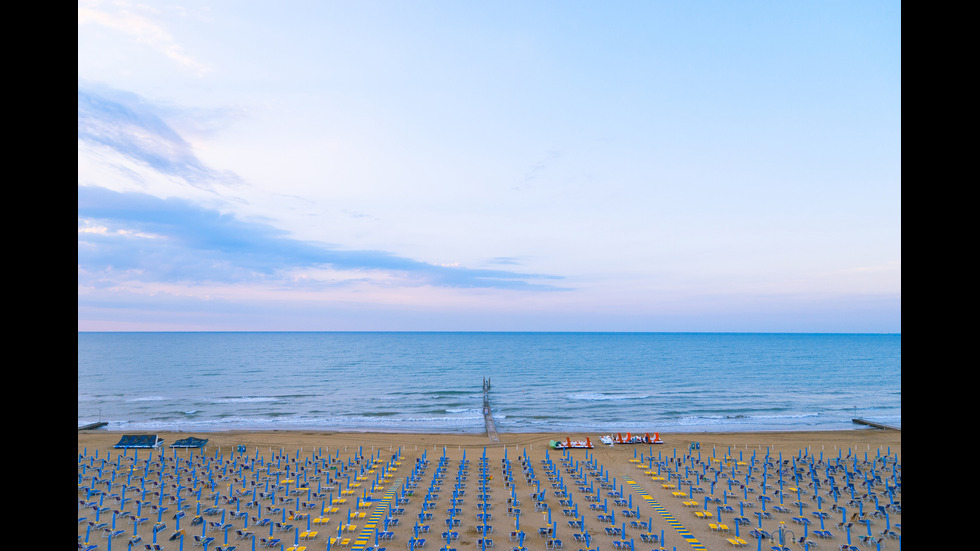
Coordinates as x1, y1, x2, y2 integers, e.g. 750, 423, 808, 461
77, 332, 900, 434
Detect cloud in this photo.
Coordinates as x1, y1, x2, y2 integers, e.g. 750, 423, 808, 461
77, 1, 210, 76
78, 82, 566, 295
78, 186, 566, 292
78, 84, 241, 190
514, 149, 563, 191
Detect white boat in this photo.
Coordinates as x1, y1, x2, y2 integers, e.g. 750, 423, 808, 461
549, 437, 594, 449
599, 432, 663, 446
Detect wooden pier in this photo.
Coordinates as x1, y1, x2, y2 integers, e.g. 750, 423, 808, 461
78, 421, 108, 431
482, 377, 499, 442
852, 418, 900, 431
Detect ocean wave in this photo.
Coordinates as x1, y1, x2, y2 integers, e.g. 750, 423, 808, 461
566, 392, 651, 401
79, 333, 901, 434
213, 396, 278, 403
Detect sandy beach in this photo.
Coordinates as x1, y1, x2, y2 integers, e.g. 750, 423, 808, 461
78, 429, 901, 551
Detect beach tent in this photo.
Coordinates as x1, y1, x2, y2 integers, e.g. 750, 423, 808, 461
171, 437, 209, 449
113, 435, 164, 449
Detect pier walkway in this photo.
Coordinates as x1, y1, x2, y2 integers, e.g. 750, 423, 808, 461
482, 377, 499, 442
853, 418, 901, 431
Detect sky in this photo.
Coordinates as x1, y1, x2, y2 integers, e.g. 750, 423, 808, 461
78, 0, 901, 332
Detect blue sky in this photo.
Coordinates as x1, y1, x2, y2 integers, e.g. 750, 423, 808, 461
78, 1, 901, 332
